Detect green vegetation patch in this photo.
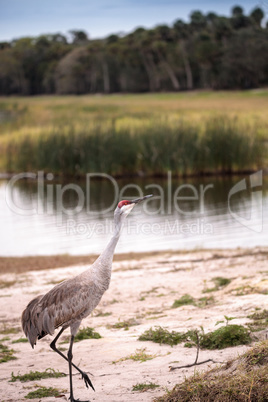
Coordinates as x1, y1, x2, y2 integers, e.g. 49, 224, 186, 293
74, 327, 101, 342
0, 326, 21, 335
203, 276, 232, 293
10, 368, 66, 382
200, 325, 251, 349
107, 318, 140, 330
113, 347, 156, 364
139, 325, 251, 349
172, 294, 215, 309
24, 386, 63, 399
0, 343, 17, 363
11, 337, 28, 343
132, 382, 160, 392
138, 326, 189, 346
172, 294, 195, 308
155, 341, 268, 402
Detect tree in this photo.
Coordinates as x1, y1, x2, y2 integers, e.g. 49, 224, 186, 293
250, 7, 264, 27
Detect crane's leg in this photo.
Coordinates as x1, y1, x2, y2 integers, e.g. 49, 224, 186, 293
68, 335, 90, 402
50, 329, 94, 391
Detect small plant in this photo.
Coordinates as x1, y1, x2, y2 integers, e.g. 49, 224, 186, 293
200, 325, 251, 349
197, 296, 215, 308
172, 294, 195, 308
74, 327, 101, 342
107, 318, 139, 331
95, 311, 112, 317
203, 277, 231, 293
113, 347, 156, 364
24, 386, 64, 399
138, 326, 188, 346
0, 343, 17, 363
132, 382, 160, 392
10, 368, 66, 382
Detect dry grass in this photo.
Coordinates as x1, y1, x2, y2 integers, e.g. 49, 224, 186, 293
155, 341, 268, 402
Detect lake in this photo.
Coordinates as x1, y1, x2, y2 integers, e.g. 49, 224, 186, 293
1, 171, 267, 256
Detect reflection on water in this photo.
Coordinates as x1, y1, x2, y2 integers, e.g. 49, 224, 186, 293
1, 173, 267, 256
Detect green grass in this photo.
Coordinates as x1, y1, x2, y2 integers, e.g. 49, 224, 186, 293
172, 294, 215, 309
10, 368, 66, 382
0, 343, 17, 363
155, 341, 268, 402
24, 386, 64, 399
60, 327, 101, 344
11, 337, 28, 343
74, 327, 101, 342
172, 294, 195, 308
138, 325, 251, 349
132, 382, 160, 392
138, 326, 189, 346
1, 92, 267, 177
200, 325, 251, 349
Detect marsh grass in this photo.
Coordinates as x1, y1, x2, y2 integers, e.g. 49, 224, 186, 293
155, 341, 268, 402
10, 368, 66, 382
3, 114, 265, 177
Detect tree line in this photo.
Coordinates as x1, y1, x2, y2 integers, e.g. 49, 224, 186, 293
0, 5, 267, 95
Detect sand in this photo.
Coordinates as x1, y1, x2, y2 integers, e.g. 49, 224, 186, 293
0, 248, 267, 402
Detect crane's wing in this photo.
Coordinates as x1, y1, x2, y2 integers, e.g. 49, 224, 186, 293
22, 275, 98, 348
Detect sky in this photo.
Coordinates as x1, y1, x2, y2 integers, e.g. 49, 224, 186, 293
0, 0, 266, 42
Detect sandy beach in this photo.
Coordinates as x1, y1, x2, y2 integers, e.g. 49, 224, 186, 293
0, 248, 267, 402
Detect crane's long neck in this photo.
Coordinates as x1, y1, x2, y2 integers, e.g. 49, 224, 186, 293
92, 214, 125, 292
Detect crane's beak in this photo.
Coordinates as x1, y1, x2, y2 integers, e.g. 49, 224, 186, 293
131, 194, 153, 204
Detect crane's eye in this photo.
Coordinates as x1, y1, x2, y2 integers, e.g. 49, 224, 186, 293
118, 200, 131, 209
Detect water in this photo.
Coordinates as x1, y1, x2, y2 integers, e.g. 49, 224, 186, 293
1, 172, 267, 256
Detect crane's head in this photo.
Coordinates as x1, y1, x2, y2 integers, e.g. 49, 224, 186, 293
115, 194, 153, 218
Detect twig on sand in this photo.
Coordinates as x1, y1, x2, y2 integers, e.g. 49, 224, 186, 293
169, 330, 222, 371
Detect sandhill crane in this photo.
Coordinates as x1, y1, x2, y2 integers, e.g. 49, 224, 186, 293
22, 195, 152, 402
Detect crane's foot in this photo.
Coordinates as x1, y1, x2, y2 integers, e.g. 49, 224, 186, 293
69, 396, 90, 402
80, 371, 95, 391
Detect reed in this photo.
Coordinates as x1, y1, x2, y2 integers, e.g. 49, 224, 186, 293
4, 115, 265, 177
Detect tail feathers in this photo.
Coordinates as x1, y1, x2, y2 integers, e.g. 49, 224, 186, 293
22, 295, 47, 348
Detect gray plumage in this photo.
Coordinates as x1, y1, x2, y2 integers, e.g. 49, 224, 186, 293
21, 195, 152, 402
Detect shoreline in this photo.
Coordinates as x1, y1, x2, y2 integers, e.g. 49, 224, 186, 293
1, 247, 267, 274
